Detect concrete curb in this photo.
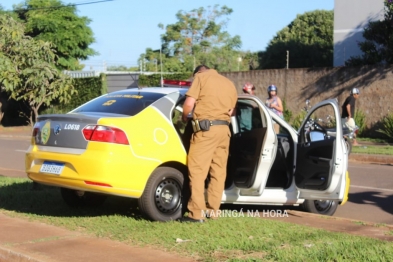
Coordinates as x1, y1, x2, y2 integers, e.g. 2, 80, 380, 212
266, 210, 393, 241
287, 210, 393, 228
349, 153, 393, 165
0, 246, 40, 262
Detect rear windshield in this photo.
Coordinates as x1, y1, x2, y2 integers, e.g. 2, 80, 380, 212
72, 91, 165, 116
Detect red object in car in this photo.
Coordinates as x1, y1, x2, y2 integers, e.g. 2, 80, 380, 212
162, 79, 192, 87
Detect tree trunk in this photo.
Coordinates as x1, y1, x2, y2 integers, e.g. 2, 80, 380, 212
0, 101, 3, 125
0, 111, 3, 125
29, 109, 34, 127
32, 107, 39, 126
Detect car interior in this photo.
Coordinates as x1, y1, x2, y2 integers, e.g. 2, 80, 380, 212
171, 98, 295, 191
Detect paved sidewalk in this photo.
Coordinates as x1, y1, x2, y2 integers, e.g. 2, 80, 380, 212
1, 210, 392, 262
0, 213, 195, 262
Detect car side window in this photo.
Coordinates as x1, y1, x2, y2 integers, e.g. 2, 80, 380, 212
275, 122, 290, 135
172, 99, 187, 135
302, 104, 336, 143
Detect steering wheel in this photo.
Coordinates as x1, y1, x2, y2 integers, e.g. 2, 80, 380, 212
313, 122, 327, 134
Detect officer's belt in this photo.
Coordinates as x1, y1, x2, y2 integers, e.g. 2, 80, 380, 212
191, 119, 229, 132
209, 120, 230, 126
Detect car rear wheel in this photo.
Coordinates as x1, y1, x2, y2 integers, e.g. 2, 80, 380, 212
60, 188, 107, 207
301, 199, 338, 216
138, 167, 184, 222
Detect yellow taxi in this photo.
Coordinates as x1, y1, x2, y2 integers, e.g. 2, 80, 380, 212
26, 81, 349, 221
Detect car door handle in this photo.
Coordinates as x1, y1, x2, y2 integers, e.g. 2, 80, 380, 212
309, 156, 330, 162
304, 143, 311, 147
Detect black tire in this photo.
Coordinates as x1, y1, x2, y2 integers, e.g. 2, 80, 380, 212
60, 188, 107, 207
345, 138, 352, 155
300, 199, 338, 216
138, 167, 184, 222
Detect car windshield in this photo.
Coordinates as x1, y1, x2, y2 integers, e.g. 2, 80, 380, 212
71, 91, 166, 116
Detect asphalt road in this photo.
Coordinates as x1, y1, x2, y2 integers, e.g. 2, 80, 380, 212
0, 136, 30, 177
335, 163, 393, 225
1, 135, 392, 225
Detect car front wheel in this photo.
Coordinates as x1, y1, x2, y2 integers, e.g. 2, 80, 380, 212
301, 199, 338, 216
138, 167, 184, 221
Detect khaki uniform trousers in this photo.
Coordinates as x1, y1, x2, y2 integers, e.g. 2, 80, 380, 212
187, 125, 230, 220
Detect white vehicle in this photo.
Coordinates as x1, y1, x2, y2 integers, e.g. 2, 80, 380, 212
175, 93, 350, 217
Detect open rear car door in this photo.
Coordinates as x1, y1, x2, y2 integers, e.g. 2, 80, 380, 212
295, 99, 347, 201
227, 96, 277, 195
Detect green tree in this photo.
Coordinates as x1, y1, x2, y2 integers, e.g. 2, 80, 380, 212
259, 10, 333, 69
140, 5, 243, 73
159, 5, 237, 56
346, 0, 393, 66
13, 0, 97, 70
0, 14, 75, 125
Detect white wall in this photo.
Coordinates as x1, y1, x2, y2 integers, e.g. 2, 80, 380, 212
333, 0, 384, 66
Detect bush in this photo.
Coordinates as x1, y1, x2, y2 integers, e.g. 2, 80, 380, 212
377, 112, 393, 139
282, 100, 293, 123
290, 110, 307, 130
39, 74, 106, 115
354, 109, 367, 136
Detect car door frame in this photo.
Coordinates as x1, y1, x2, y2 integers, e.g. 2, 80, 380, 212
295, 99, 347, 201
229, 94, 278, 196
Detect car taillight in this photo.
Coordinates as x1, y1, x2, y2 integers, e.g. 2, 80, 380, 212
32, 128, 39, 137
32, 123, 39, 137
82, 125, 129, 145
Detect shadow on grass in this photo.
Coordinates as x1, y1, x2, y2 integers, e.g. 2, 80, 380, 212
0, 180, 144, 220
0, 179, 299, 221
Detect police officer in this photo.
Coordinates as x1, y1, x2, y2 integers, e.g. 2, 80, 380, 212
181, 65, 237, 222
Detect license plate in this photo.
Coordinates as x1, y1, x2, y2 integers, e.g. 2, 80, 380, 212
40, 162, 65, 175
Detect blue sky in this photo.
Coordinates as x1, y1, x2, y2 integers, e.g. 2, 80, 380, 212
3, 0, 334, 71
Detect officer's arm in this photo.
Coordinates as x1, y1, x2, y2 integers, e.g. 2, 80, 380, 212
182, 96, 196, 122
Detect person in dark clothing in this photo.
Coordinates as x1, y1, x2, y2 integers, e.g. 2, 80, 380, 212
341, 88, 360, 146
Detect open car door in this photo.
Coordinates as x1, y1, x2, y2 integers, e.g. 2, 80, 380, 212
295, 99, 347, 201
227, 95, 277, 195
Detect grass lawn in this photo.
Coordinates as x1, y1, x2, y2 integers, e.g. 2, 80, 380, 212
1, 177, 392, 261
352, 137, 393, 155
351, 145, 393, 155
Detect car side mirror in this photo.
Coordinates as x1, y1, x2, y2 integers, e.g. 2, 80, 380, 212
309, 131, 324, 142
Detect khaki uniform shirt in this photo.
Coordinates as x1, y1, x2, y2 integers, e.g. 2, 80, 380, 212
186, 69, 237, 122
